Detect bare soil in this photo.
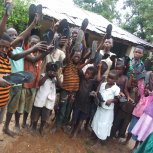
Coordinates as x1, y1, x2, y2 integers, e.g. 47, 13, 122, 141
0, 119, 132, 153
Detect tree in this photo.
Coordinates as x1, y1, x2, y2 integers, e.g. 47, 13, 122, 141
121, 0, 153, 42
73, 0, 120, 22
0, 0, 34, 33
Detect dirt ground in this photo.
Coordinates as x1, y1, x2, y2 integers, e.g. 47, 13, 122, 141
0, 117, 133, 153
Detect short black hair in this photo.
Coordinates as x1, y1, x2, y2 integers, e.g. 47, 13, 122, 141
29, 35, 40, 41
46, 62, 58, 72
86, 66, 97, 76
109, 69, 118, 79
116, 59, 125, 67
135, 45, 145, 52
0, 32, 11, 42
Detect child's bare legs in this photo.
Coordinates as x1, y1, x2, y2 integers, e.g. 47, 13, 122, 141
3, 112, 15, 137
22, 111, 29, 128
131, 141, 139, 152
70, 120, 83, 138
15, 111, 21, 130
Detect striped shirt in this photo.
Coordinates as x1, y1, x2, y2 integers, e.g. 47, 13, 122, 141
62, 61, 80, 92
0, 55, 11, 107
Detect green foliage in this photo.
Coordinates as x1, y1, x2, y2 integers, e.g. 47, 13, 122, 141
73, 0, 120, 22
122, 0, 153, 42
0, 0, 34, 33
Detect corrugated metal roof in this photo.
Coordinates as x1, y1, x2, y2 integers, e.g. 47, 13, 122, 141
36, 0, 153, 48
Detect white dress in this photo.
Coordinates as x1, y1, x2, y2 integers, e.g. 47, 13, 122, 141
34, 74, 56, 110
91, 82, 120, 140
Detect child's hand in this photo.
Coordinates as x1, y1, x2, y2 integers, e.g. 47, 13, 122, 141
127, 96, 134, 102
98, 61, 103, 68
106, 99, 112, 106
0, 77, 10, 87
119, 92, 125, 97
90, 91, 97, 97
32, 41, 48, 52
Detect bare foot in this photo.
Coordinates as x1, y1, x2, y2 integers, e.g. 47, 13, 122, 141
3, 128, 16, 137
50, 127, 59, 134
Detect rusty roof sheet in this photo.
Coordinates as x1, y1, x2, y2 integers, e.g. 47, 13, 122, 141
36, 0, 153, 48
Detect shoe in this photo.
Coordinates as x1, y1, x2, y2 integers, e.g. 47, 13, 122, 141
5, 2, 12, 16
28, 4, 37, 25
106, 24, 112, 39
91, 40, 97, 60
3, 71, 34, 84
36, 4, 43, 23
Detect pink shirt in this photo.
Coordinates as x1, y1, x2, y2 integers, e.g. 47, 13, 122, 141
132, 79, 153, 117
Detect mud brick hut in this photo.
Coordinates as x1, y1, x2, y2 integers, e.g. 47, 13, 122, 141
36, 0, 153, 58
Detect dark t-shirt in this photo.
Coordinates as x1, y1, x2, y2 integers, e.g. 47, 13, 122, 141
75, 71, 99, 114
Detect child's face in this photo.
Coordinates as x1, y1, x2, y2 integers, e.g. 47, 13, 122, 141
0, 40, 10, 54
134, 48, 143, 59
72, 52, 81, 64
29, 37, 40, 48
115, 64, 124, 76
103, 39, 113, 51
107, 72, 117, 85
47, 70, 56, 79
85, 69, 94, 80
7, 29, 18, 41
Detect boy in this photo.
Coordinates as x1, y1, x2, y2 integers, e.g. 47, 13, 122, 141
96, 38, 116, 78
31, 62, 61, 136
111, 60, 133, 141
70, 64, 102, 138
3, 15, 50, 136
51, 43, 82, 133
18, 35, 52, 129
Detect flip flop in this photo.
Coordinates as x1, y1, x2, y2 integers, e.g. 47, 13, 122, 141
106, 24, 112, 39
5, 2, 12, 16
91, 40, 98, 60
28, 4, 37, 26
3, 71, 34, 84
36, 4, 43, 23
81, 18, 89, 31
43, 29, 54, 45
57, 19, 70, 38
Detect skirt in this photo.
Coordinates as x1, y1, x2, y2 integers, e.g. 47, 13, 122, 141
132, 113, 153, 141
91, 107, 114, 140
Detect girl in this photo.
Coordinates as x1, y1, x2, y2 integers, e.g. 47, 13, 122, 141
91, 70, 120, 141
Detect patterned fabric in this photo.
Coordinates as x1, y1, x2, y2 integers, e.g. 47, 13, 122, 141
62, 60, 79, 92
135, 132, 153, 153
0, 55, 11, 107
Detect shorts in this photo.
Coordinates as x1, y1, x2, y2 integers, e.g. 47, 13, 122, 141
31, 106, 51, 122
7, 86, 22, 113
18, 88, 37, 114
72, 107, 88, 124
128, 115, 139, 141
0, 106, 6, 124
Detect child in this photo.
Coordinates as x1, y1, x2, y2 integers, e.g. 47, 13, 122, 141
111, 60, 135, 141
51, 43, 82, 133
131, 72, 153, 150
31, 62, 61, 136
91, 70, 120, 142
95, 37, 116, 78
70, 65, 100, 138
123, 46, 150, 150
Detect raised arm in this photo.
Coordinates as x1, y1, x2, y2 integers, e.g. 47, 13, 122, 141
0, 14, 9, 37
11, 15, 38, 48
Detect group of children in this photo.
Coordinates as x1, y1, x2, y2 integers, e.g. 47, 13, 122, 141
0, 1, 153, 153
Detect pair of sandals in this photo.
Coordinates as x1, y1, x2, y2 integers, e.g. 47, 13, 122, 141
28, 4, 43, 26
